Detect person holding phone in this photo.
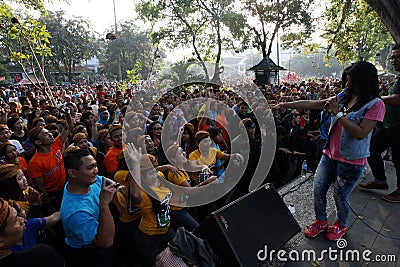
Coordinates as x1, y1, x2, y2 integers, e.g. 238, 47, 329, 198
274, 61, 385, 240
61, 148, 125, 267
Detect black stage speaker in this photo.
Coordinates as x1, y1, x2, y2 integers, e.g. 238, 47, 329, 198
195, 184, 301, 267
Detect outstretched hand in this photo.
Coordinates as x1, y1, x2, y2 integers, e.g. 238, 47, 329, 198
271, 103, 282, 111
126, 143, 142, 163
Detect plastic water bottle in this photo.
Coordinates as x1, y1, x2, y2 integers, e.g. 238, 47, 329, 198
301, 160, 307, 178
288, 203, 296, 216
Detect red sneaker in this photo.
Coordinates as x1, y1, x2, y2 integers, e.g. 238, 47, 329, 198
326, 221, 347, 241
304, 219, 328, 238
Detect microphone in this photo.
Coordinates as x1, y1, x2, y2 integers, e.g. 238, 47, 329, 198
323, 90, 345, 110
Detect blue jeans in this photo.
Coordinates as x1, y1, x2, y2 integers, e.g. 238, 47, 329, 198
170, 208, 199, 231
313, 155, 364, 227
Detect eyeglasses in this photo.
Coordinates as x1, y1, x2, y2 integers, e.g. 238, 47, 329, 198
154, 127, 162, 130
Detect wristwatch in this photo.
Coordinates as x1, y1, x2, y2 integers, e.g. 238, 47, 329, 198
335, 111, 344, 119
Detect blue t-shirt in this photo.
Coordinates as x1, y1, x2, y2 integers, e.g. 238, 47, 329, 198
60, 175, 102, 248
12, 218, 46, 252
211, 144, 225, 179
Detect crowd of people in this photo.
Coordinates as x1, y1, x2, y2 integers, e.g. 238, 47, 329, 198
0, 44, 399, 267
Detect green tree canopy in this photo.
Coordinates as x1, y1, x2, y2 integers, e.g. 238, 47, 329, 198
323, 0, 393, 64
364, 0, 400, 43
40, 11, 98, 82
0, 1, 55, 103
136, 0, 246, 83
98, 21, 154, 81
242, 0, 314, 58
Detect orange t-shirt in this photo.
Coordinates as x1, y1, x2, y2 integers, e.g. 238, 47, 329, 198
216, 114, 229, 147
18, 157, 28, 176
28, 136, 66, 192
104, 146, 123, 174
197, 121, 210, 132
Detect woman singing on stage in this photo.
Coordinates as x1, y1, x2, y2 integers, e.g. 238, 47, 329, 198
275, 61, 385, 240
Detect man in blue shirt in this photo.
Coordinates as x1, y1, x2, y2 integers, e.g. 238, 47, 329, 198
60, 148, 121, 267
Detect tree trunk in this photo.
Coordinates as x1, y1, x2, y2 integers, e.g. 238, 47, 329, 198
365, 0, 400, 43
210, 18, 222, 86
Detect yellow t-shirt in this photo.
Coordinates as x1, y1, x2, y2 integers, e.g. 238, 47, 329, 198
188, 148, 225, 184
167, 171, 190, 210
167, 170, 189, 185
137, 186, 172, 236
114, 170, 141, 223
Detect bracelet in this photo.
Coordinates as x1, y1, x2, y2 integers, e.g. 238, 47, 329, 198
335, 112, 344, 119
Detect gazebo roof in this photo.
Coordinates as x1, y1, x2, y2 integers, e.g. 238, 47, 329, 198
248, 56, 285, 71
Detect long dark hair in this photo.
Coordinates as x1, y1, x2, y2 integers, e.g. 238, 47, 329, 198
339, 61, 380, 112
147, 121, 162, 138
180, 124, 197, 156
0, 173, 24, 201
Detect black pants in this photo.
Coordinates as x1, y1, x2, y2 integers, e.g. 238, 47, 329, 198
134, 228, 175, 267
368, 124, 400, 189
64, 244, 115, 267
116, 219, 140, 267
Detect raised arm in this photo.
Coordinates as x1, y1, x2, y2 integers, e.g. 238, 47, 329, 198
59, 126, 70, 144
184, 160, 210, 173
277, 99, 327, 110
45, 211, 61, 227
91, 116, 99, 144
382, 94, 400, 106
327, 97, 378, 140
126, 143, 143, 205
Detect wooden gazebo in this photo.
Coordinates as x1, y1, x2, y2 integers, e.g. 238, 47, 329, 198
248, 56, 285, 87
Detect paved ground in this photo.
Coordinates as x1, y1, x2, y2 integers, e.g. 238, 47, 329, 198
265, 160, 400, 267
